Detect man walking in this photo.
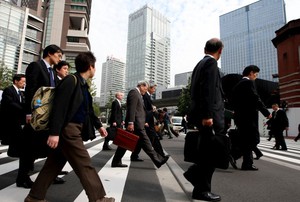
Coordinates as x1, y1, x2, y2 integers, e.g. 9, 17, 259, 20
184, 38, 224, 201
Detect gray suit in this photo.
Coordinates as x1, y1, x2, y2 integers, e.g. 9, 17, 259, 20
112, 88, 166, 168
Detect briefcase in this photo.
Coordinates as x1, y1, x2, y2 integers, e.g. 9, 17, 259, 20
113, 128, 140, 151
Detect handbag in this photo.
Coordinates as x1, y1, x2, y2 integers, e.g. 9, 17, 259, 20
184, 128, 230, 169
113, 128, 139, 151
81, 113, 96, 142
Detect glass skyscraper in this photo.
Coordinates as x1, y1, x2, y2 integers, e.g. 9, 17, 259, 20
126, 5, 170, 92
220, 0, 286, 81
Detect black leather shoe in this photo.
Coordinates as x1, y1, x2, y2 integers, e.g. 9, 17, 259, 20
59, 171, 69, 175
131, 158, 144, 162
111, 163, 128, 168
16, 181, 33, 189
155, 156, 169, 168
254, 153, 263, 160
192, 192, 221, 201
241, 165, 258, 171
103, 145, 113, 151
53, 177, 65, 184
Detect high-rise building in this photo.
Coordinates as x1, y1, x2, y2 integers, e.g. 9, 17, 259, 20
0, 0, 44, 73
43, 0, 92, 68
100, 56, 125, 107
175, 71, 192, 86
220, 0, 286, 81
125, 5, 170, 93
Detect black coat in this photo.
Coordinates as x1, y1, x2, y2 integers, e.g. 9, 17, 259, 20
0, 85, 25, 145
108, 99, 123, 127
189, 56, 225, 135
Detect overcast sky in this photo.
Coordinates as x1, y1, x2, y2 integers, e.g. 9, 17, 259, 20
89, 0, 300, 96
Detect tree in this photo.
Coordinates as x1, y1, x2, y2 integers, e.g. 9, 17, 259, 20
0, 63, 14, 90
177, 77, 191, 116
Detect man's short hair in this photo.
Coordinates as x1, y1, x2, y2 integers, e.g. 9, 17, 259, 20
75, 51, 96, 73
148, 80, 157, 88
13, 74, 25, 83
115, 92, 124, 98
242, 65, 260, 76
204, 38, 223, 53
43, 44, 63, 59
53, 61, 69, 71
137, 80, 149, 87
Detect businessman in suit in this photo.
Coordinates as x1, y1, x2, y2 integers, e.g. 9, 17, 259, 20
131, 81, 167, 160
270, 103, 289, 150
17, 44, 63, 188
25, 51, 114, 202
111, 81, 169, 168
232, 65, 271, 171
0, 74, 26, 156
184, 38, 224, 201
103, 92, 124, 150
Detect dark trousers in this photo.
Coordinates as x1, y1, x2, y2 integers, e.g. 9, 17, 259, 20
29, 123, 106, 201
274, 130, 287, 149
131, 126, 165, 159
113, 128, 164, 167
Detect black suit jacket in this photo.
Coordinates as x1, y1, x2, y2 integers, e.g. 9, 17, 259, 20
189, 56, 224, 135
143, 92, 155, 127
25, 60, 59, 114
108, 99, 123, 127
0, 85, 25, 144
49, 73, 102, 136
270, 109, 288, 132
125, 88, 146, 131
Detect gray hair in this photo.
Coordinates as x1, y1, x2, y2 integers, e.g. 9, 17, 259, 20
137, 80, 149, 87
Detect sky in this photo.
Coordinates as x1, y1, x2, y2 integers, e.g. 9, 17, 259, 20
89, 0, 300, 96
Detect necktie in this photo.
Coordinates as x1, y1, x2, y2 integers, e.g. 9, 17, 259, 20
18, 90, 22, 103
48, 67, 55, 87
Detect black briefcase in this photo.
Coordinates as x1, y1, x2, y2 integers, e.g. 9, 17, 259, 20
106, 126, 117, 141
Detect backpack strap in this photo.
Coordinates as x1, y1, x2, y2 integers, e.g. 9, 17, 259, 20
71, 74, 77, 86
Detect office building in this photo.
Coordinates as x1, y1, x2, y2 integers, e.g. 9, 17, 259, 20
100, 56, 125, 107
125, 5, 170, 93
220, 0, 286, 81
175, 71, 192, 86
0, 0, 44, 73
43, 0, 92, 68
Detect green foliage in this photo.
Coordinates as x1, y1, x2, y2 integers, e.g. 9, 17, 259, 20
105, 91, 114, 109
0, 63, 14, 90
93, 102, 100, 117
87, 78, 97, 97
177, 77, 191, 116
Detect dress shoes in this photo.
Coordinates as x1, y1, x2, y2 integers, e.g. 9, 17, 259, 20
16, 178, 34, 189
130, 157, 144, 162
280, 148, 288, 151
96, 197, 115, 202
155, 156, 169, 168
241, 165, 259, 171
24, 195, 47, 202
53, 177, 65, 184
192, 191, 221, 201
102, 145, 113, 151
59, 171, 69, 175
254, 153, 263, 160
111, 162, 128, 168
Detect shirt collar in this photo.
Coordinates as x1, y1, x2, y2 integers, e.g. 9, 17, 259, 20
12, 84, 19, 92
42, 59, 51, 68
136, 87, 141, 94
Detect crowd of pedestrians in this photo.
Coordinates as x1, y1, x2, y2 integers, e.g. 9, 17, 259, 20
0, 40, 298, 202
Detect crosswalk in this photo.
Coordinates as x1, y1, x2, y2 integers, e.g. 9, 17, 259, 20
0, 134, 299, 202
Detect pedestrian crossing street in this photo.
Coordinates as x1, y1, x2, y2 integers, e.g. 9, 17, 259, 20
0, 134, 299, 202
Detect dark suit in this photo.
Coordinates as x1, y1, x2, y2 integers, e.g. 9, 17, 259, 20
17, 60, 59, 184
270, 109, 288, 150
0, 85, 25, 155
186, 55, 225, 194
232, 78, 270, 167
112, 88, 165, 167
131, 92, 166, 158
28, 73, 106, 201
103, 99, 123, 147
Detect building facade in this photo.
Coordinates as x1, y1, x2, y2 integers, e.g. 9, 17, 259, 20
100, 56, 125, 107
1, 0, 44, 74
220, 0, 286, 81
125, 5, 170, 92
43, 0, 92, 68
174, 71, 192, 86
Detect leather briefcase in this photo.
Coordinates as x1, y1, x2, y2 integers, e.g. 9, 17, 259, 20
113, 128, 140, 151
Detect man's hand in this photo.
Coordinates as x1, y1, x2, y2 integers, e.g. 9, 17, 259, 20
112, 122, 117, 127
99, 127, 108, 137
47, 135, 59, 149
267, 114, 272, 119
202, 118, 213, 127
127, 124, 134, 132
